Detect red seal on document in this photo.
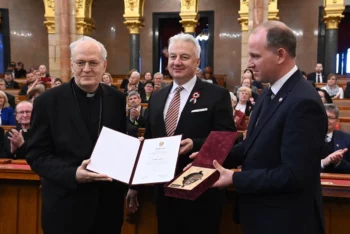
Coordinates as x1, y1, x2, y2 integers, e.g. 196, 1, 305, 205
189, 92, 200, 104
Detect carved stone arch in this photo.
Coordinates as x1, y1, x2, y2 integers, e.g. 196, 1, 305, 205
76, 0, 96, 35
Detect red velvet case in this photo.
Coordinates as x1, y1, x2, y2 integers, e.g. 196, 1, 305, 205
164, 131, 239, 200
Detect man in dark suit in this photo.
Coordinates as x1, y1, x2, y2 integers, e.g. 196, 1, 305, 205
321, 104, 350, 173
212, 21, 327, 234
127, 33, 235, 234
307, 63, 325, 83
126, 91, 147, 137
26, 36, 127, 234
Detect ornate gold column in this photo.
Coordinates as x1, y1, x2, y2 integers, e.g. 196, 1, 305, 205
323, 0, 345, 74
75, 0, 95, 36
267, 0, 279, 21
123, 0, 145, 70
179, 0, 199, 35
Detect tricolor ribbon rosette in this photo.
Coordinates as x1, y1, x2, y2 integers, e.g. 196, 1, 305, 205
189, 92, 200, 104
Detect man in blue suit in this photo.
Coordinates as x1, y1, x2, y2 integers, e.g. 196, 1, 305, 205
211, 21, 327, 234
321, 104, 350, 173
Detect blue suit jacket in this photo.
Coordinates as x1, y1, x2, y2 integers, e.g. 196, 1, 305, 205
323, 130, 350, 173
1, 107, 15, 125
228, 70, 327, 234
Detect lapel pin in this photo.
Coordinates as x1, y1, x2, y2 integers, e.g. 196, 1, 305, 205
279, 98, 283, 102
336, 144, 339, 147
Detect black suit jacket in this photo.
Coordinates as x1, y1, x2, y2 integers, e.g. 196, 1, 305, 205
26, 80, 127, 234
5, 92, 16, 109
228, 70, 327, 234
322, 130, 350, 173
145, 78, 236, 173
308, 72, 325, 83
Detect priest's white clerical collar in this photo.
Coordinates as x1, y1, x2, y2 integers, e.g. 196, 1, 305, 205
86, 93, 96, 98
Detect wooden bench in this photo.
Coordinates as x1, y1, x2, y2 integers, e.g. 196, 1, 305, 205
2, 125, 16, 133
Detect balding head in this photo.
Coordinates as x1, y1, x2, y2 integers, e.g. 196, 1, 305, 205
129, 71, 140, 85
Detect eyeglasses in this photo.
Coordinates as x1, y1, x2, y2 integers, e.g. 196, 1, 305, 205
327, 116, 337, 120
73, 60, 102, 69
17, 110, 32, 115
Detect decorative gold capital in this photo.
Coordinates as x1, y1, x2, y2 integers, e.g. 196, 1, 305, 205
43, 0, 55, 34
124, 0, 145, 34
323, 0, 345, 29
268, 0, 279, 21
238, 0, 249, 31
76, 17, 96, 35
179, 0, 199, 33
75, 0, 95, 35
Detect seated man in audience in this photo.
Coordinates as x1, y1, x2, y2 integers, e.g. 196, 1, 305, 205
153, 72, 168, 91
1, 101, 32, 159
124, 71, 144, 94
38, 64, 51, 83
307, 63, 325, 83
126, 91, 147, 137
19, 72, 36, 95
4, 71, 20, 89
321, 104, 350, 173
0, 78, 16, 109
203, 66, 218, 85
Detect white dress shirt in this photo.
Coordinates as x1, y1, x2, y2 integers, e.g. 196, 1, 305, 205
270, 65, 298, 96
235, 103, 247, 113
163, 75, 197, 126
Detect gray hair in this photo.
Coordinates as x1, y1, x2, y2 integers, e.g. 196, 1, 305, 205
69, 36, 107, 60
128, 91, 141, 99
153, 72, 163, 78
168, 33, 201, 58
0, 78, 5, 84
130, 71, 140, 79
324, 103, 339, 119
16, 101, 33, 113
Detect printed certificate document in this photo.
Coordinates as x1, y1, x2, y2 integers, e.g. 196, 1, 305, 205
87, 126, 182, 185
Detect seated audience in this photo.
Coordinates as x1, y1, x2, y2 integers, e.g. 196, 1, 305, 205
52, 78, 63, 88
126, 91, 147, 137
4, 71, 20, 89
140, 80, 154, 103
322, 73, 344, 99
234, 76, 259, 104
345, 82, 350, 98
301, 70, 315, 87
317, 88, 333, 104
38, 64, 51, 83
153, 72, 168, 91
244, 68, 263, 89
203, 66, 218, 85
1, 101, 32, 159
19, 72, 36, 95
321, 104, 350, 173
230, 92, 246, 130
27, 83, 46, 102
143, 72, 153, 83
234, 86, 254, 116
0, 127, 4, 155
0, 90, 15, 125
7, 62, 17, 78
15, 62, 27, 78
120, 69, 137, 89
102, 72, 117, 89
308, 63, 325, 83
0, 78, 16, 109
196, 67, 203, 79
124, 71, 144, 94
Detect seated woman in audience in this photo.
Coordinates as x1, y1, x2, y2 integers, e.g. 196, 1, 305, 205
234, 77, 259, 104
143, 72, 153, 83
234, 86, 254, 117
102, 72, 117, 89
140, 80, 154, 103
120, 69, 137, 89
322, 73, 344, 99
52, 78, 63, 88
244, 68, 263, 89
230, 92, 246, 130
317, 88, 333, 104
196, 67, 203, 79
0, 91, 15, 125
1, 101, 32, 159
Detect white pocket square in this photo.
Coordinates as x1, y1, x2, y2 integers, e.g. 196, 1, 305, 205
191, 108, 208, 113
